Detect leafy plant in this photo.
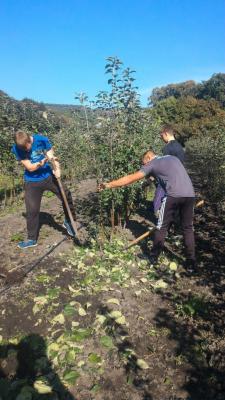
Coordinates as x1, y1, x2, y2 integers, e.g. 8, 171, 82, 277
176, 294, 208, 318
10, 232, 24, 242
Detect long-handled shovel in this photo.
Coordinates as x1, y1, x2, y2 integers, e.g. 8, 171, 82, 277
47, 156, 80, 240
124, 199, 204, 251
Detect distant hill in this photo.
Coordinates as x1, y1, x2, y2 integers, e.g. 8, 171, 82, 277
45, 103, 82, 113
0, 91, 78, 136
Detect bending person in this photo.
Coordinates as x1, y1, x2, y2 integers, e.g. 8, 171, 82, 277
12, 130, 76, 249
99, 150, 196, 269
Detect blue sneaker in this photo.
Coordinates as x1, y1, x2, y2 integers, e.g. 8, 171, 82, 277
18, 240, 37, 249
63, 220, 75, 237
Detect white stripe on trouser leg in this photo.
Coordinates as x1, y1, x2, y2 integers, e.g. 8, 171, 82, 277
157, 196, 167, 230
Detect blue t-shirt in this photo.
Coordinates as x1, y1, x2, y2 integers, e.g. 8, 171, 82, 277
12, 134, 53, 182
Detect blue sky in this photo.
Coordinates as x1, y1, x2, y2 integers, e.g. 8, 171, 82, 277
0, 0, 224, 106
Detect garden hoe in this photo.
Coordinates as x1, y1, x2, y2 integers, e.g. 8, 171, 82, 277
46, 155, 80, 242
124, 199, 204, 251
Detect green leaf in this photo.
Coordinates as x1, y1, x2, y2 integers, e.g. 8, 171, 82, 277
15, 385, 34, 400
100, 335, 114, 349
36, 274, 51, 283
91, 383, 101, 393
71, 328, 92, 342
47, 288, 60, 299
64, 304, 76, 316
88, 353, 102, 364
10, 232, 24, 242
66, 350, 76, 363
48, 342, 59, 352
63, 370, 80, 384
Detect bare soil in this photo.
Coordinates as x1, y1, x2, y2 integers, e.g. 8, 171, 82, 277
0, 178, 225, 400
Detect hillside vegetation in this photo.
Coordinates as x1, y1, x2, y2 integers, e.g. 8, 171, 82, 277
0, 60, 225, 218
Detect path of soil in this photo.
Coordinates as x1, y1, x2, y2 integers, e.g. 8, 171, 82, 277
0, 178, 97, 281
0, 176, 225, 400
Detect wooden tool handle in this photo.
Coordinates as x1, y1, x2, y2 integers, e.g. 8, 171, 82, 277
47, 155, 79, 239
56, 177, 79, 238
124, 229, 154, 250
196, 199, 204, 208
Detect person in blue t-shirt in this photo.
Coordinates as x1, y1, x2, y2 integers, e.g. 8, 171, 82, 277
12, 130, 76, 248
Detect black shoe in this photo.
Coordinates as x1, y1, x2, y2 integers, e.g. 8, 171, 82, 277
149, 255, 158, 266
184, 259, 197, 273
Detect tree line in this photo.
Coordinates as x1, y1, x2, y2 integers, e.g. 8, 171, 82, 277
0, 60, 224, 222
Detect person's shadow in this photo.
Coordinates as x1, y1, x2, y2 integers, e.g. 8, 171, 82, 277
22, 211, 67, 238
38, 211, 66, 236
0, 333, 76, 399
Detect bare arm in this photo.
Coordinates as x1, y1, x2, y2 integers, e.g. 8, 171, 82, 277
99, 171, 145, 190
21, 158, 47, 172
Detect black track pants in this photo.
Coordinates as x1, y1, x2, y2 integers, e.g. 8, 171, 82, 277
24, 175, 76, 240
151, 196, 195, 260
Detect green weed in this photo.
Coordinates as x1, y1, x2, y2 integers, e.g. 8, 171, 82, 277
176, 294, 208, 318
10, 232, 24, 242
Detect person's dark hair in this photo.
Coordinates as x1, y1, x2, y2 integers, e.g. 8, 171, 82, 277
160, 124, 175, 136
14, 130, 31, 149
141, 149, 155, 162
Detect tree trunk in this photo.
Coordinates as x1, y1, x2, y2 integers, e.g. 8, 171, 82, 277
3, 188, 7, 209
110, 204, 115, 240
117, 212, 122, 228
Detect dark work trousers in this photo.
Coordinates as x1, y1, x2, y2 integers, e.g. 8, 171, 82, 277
24, 175, 76, 241
151, 196, 195, 260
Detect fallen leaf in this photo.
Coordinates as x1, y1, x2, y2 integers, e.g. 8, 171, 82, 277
152, 279, 168, 289
115, 316, 126, 325
169, 262, 177, 271
136, 358, 149, 370
78, 307, 87, 316
77, 360, 85, 367
107, 298, 120, 305
109, 310, 122, 319
95, 315, 106, 325
72, 321, 80, 327
33, 380, 52, 394
51, 313, 65, 325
